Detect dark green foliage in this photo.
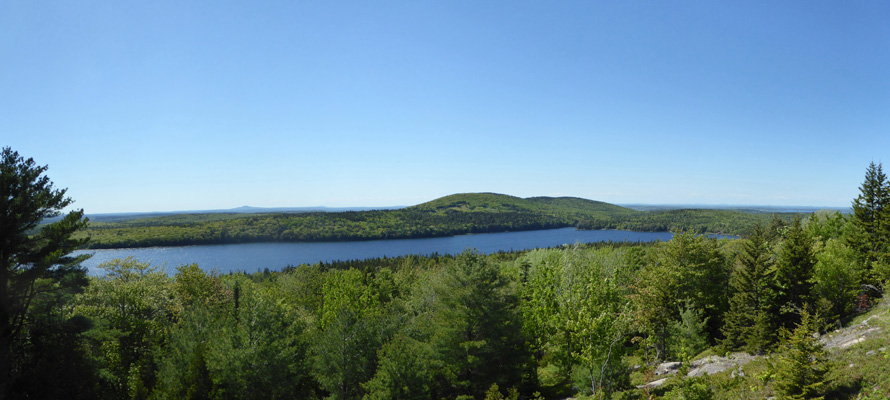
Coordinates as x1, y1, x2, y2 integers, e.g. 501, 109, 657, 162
362, 334, 435, 400
427, 251, 528, 399
850, 161, 890, 281
9, 272, 99, 399
0, 147, 91, 398
578, 209, 797, 237
154, 280, 316, 400
771, 309, 829, 400
722, 225, 778, 354
774, 216, 817, 329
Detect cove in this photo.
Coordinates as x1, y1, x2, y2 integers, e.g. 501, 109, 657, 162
74, 228, 731, 275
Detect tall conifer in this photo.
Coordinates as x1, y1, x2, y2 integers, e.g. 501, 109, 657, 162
722, 225, 777, 354
774, 216, 817, 329
850, 162, 890, 273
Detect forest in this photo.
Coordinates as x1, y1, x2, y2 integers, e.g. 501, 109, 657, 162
80, 193, 796, 249
3, 146, 890, 400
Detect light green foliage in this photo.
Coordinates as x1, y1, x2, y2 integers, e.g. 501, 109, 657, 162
812, 238, 861, 326
312, 268, 393, 400
361, 264, 443, 400
804, 210, 848, 242
519, 250, 563, 365
520, 247, 633, 397
483, 383, 520, 400
662, 377, 714, 400
667, 301, 710, 361
173, 264, 232, 311
153, 279, 315, 399
74, 257, 178, 399
771, 309, 828, 400
275, 264, 326, 318
632, 232, 728, 360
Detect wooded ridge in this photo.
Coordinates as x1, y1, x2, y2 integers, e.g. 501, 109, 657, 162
79, 192, 798, 248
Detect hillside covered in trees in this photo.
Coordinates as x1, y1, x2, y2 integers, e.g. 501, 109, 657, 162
4, 147, 889, 400
80, 192, 798, 249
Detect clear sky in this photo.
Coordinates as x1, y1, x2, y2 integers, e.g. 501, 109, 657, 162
2, 1, 888, 213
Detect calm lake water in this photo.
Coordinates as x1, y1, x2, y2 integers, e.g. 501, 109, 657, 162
74, 228, 730, 275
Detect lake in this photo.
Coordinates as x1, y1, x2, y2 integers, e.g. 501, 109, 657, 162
74, 228, 731, 275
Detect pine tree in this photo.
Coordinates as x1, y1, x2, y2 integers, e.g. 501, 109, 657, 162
722, 225, 777, 354
0, 147, 90, 398
771, 309, 828, 400
774, 216, 817, 329
850, 162, 890, 274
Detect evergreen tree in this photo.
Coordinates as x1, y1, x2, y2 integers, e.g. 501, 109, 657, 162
722, 225, 777, 354
774, 216, 817, 329
771, 309, 828, 400
850, 162, 890, 276
428, 250, 527, 399
0, 147, 91, 399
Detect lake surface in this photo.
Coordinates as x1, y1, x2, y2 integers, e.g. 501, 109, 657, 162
74, 228, 729, 275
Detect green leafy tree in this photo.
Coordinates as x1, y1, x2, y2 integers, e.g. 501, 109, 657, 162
558, 248, 630, 397
0, 147, 90, 398
518, 250, 563, 372
311, 268, 391, 400
632, 232, 727, 360
519, 247, 634, 397
73, 258, 178, 399
812, 238, 861, 327
804, 210, 848, 242
172, 264, 232, 311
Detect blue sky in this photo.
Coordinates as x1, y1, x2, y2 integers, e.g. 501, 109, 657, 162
2, 1, 888, 213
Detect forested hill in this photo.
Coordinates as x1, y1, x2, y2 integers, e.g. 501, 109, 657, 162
408, 193, 637, 220
79, 192, 799, 249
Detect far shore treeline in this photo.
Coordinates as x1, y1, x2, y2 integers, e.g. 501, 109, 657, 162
80, 193, 799, 249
